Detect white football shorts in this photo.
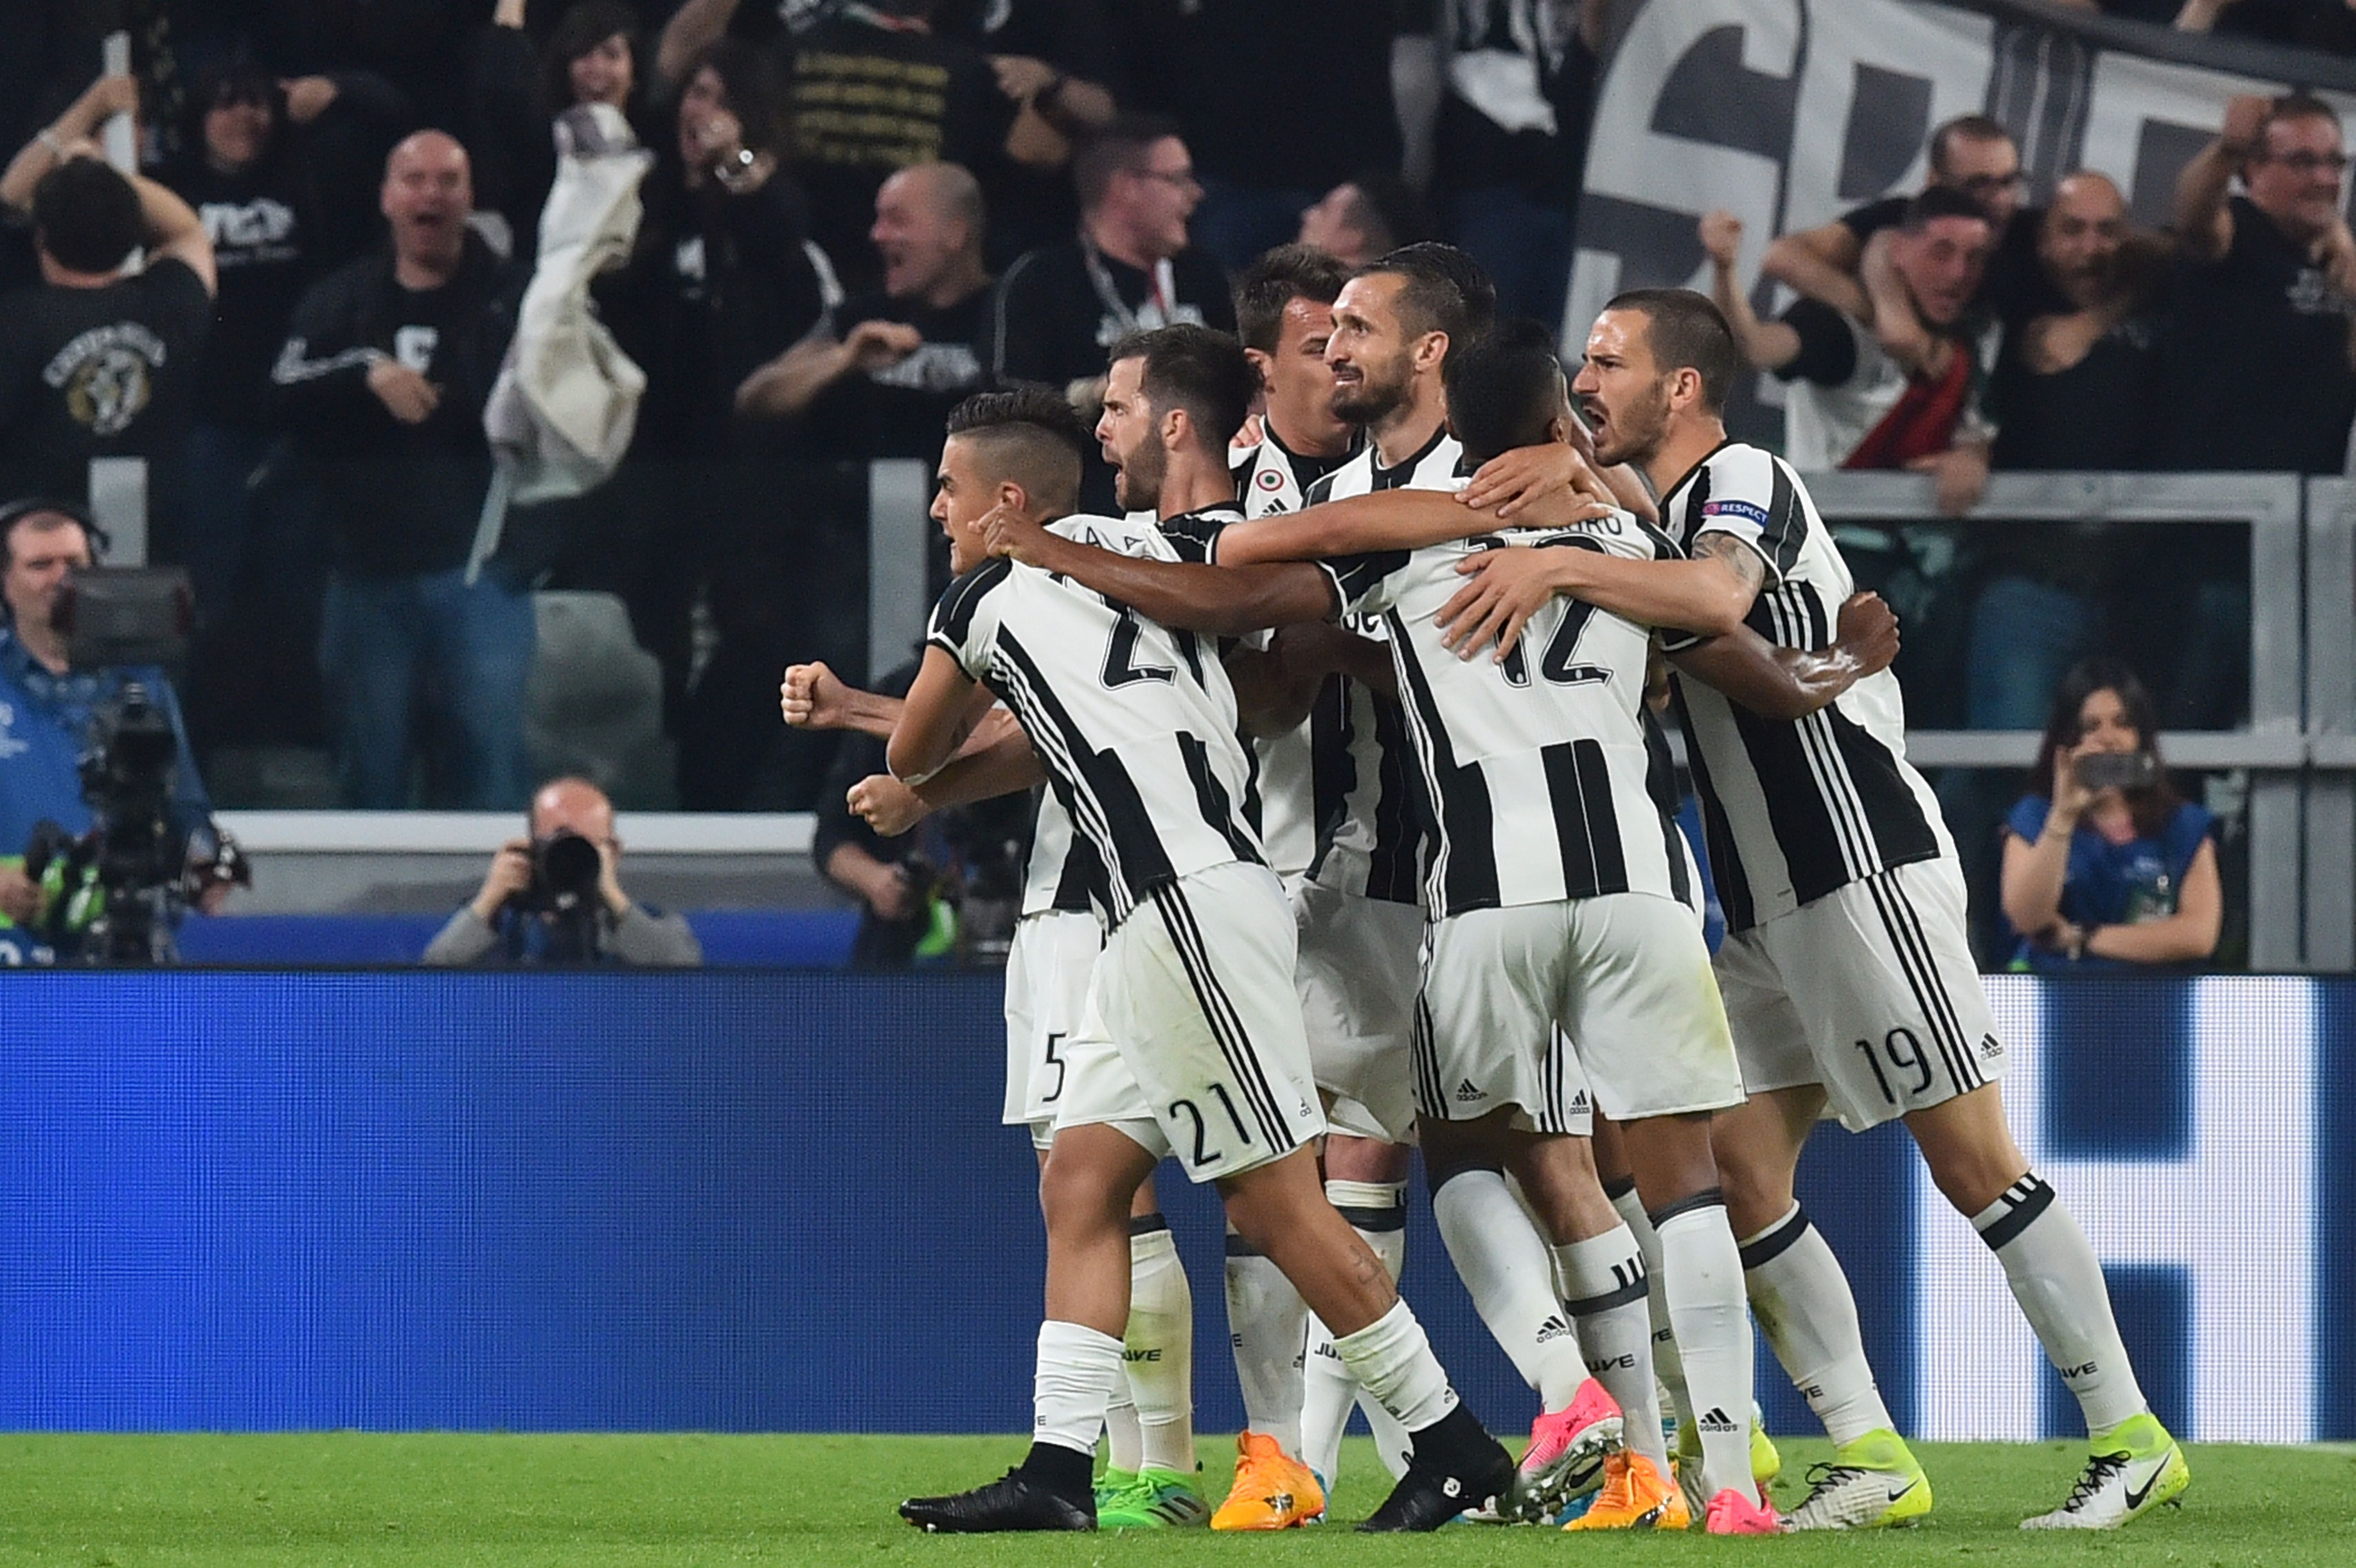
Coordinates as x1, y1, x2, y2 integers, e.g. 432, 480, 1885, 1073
1002, 908, 1100, 1150
1716, 856, 2007, 1132
1292, 877, 1421, 1146
1417, 891, 1744, 1126
1055, 860, 1328, 1183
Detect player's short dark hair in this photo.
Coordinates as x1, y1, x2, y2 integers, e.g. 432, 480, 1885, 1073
1233, 244, 1350, 354
1929, 113, 2014, 175
1360, 241, 1496, 354
1443, 318, 1565, 468
2259, 93, 2344, 151
1900, 185, 1993, 233
1107, 324, 1254, 448
1602, 287, 1743, 414
944, 389, 1089, 512
1074, 112, 1182, 212
32, 159, 143, 274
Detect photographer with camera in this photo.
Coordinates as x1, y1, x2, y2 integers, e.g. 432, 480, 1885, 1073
0, 499, 223, 959
2000, 657, 2221, 972
423, 776, 702, 966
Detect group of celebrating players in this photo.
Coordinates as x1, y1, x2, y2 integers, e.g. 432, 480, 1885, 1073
779, 240, 2190, 1536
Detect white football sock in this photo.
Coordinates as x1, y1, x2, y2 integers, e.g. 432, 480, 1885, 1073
1656, 1193, 1758, 1505
1973, 1174, 2149, 1434
1431, 1166, 1587, 1408
1126, 1220, 1196, 1474
1034, 1319, 1126, 1459
1301, 1180, 1411, 1484
1554, 1224, 1669, 1469
1103, 1393, 1143, 1474
1740, 1203, 1892, 1447
1609, 1176, 1691, 1437
1223, 1224, 1306, 1458
1332, 1297, 1456, 1433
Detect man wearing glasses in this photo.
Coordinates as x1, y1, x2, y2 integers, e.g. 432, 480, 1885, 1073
988, 114, 1232, 400
2157, 93, 2356, 478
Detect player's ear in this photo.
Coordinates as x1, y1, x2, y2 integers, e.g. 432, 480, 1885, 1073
1416, 329, 1450, 374
998, 478, 1030, 514
1243, 346, 1275, 394
1161, 405, 1188, 452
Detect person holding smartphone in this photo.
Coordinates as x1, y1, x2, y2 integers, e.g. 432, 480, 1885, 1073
1999, 657, 2221, 970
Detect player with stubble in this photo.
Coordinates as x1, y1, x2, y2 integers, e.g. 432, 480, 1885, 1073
889, 389, 1521, 1534
1326, 288, 2187, 1532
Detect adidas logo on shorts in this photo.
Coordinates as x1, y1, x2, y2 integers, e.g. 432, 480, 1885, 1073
1455, 1078, 1484, 1103
1979, 1034, 2004, 1061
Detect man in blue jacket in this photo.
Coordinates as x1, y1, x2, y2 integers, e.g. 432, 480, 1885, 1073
0, 498, 213, 956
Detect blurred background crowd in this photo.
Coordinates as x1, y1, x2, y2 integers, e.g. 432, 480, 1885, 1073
2, 0, 2353, 970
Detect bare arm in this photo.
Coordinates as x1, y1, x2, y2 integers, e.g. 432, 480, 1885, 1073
1216, 479, 1611, 566
738, 320, 922, 419
2000, 752, 2091, 938
1703, 211, 1802, 372
1667, 591, 1898, 720
2082, 839, 2222, 964
134, 172, 217, 294
886, 648, 984, 783
2175, 94, 2268, 262
1859, 230, 1940, 378
1, 74, 138, 212
982, 506, 1335, 636
1436, 531, 1767, 660
658, 0, 744, 86
1761, 219, 1872, 322
736, 333, 859, 420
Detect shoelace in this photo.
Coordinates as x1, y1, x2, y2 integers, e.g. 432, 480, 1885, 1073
2061, 1452, 2129, 1512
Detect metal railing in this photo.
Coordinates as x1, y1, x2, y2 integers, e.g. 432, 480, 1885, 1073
1806, 471, 2310, 967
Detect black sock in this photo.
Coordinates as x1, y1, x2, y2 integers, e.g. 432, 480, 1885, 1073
1018, 1440, 1095, 1506
1405, 1402, 1492, 1474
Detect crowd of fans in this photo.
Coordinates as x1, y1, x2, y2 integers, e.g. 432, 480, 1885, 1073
0, 2, 2343, 982
0, 0, 1600, 817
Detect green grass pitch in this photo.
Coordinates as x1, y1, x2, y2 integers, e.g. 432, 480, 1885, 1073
0, 1433, 2347, 1566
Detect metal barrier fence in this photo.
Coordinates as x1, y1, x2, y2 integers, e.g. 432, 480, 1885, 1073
1803, 471, 2330, 968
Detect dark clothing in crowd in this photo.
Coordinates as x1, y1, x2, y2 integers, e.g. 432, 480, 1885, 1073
989, 237, 1231, 512
1990, 318, 2160, 472
803, 286, 993, 462
724, 9, 1013, 294
591, 166, 837, 809
274, 234, 522, 577
0, 259, 211, 509
934, 0, 1125, 262
989, 240, 1233, 390
2149, 196, 2356, 475
162, 82, 404, 434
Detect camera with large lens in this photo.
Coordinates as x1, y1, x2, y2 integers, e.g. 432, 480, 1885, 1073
519, 828, 604, 914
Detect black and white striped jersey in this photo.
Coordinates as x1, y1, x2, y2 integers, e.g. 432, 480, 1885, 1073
1229, 430, 1359, 882
936, 512, 1264, 929
1324, 501, 1701, 920
1655, 441, 1951, 932
1285, 428, 1458, 905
